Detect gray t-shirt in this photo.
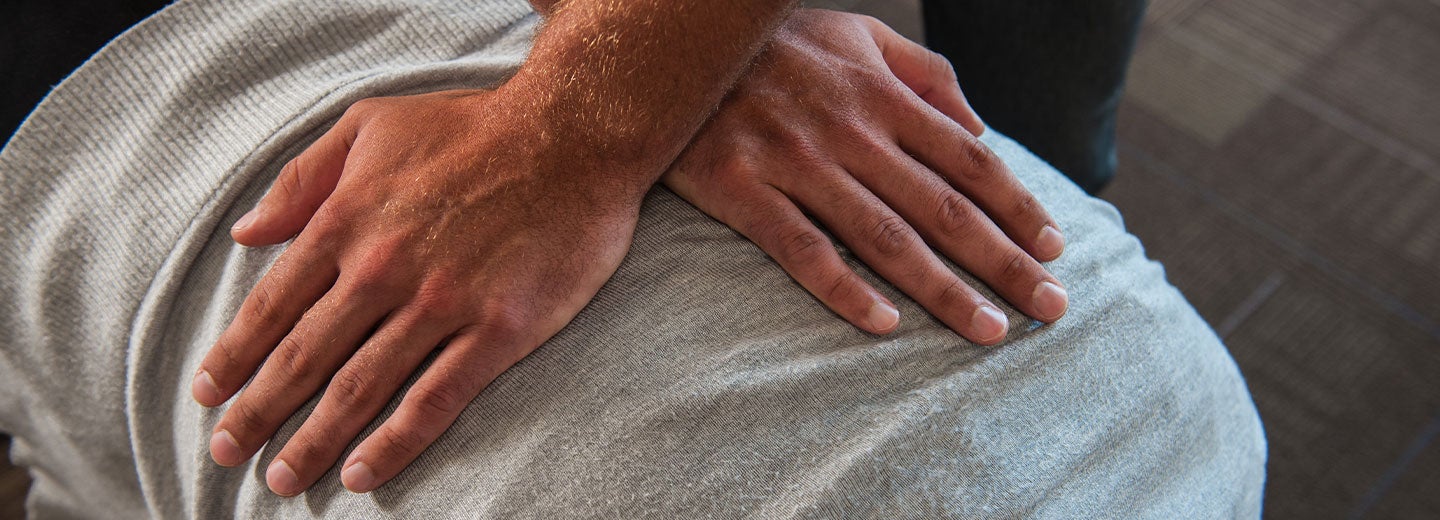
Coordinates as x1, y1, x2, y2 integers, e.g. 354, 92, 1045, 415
0, 0, 1265, 518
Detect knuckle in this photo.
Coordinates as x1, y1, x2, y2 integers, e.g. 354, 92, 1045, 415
285, 416, 350, 464
866, 216, 913, 259
345, 248, 403, 295
929, 50, 958, 83
935, 279, 972, 309
1011, 195, 1043, 223
854, 71, 908, 105
274, 158, 306, 200
407, 382, 469, 421
328, 367, 379, 412
286, 433, 333, 465
473, 306, 527, 344
226, 401, 268, 438
959, 141, 1002, 182
713, 150, 758, 180
245, 283, 284, 326
837, 120, 889, 158
345, 266, 388, 296
996, 249, 1033, 286
820, 272, 861, 306
935, 192, 979, 237
744, 110, 818, 168
270, 334, 319, 380
376, 423, 429, 461
413, 284, 461, 322
786, 135, 829, 169
306, 199, 351, 237
210, 333, 246, 372
773, 226, 830, 266
314, 196, 351, 220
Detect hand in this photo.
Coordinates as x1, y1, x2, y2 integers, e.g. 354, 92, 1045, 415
662, 10, 1068, 345
192, 0, 796, 497
193, 88, 644, 495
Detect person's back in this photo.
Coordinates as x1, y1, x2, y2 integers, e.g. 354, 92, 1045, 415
0, 1, 1264, 517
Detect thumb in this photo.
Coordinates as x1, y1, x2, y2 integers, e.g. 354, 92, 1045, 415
231, 121, 354, 246
866, 18, 985, 136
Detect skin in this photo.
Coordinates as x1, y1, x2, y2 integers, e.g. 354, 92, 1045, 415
663, 11, 1068, 343
195, 3, 1070, 499
194, 0, 797, 496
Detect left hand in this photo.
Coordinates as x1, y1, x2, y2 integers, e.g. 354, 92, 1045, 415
663, 10, 1068, 345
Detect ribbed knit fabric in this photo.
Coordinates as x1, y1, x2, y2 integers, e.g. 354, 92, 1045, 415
0, 1, 1265, 518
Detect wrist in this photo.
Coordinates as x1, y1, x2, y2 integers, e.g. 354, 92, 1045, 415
485, 74, 659, 205
508, 0, 794, 179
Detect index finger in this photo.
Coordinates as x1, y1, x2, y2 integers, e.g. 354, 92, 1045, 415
864, 15, 984, 136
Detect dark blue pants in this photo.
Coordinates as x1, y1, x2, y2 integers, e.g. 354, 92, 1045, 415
924, 0, 1147, 194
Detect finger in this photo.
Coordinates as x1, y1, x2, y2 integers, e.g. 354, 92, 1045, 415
231, 119, 355, 247
864, 16, 984, 136
193, 242, 338, 408
897, 115, 1065, 262
775, 169, 1009, 345
208, 278, 395, 467
674, 180, 900, 334
855, 145, 1068, 323
339, 330, 520, 493
265, 309, 455, 496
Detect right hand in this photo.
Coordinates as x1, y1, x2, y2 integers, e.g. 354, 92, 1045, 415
662, 10, 1069, 345
200, 87, 647, 496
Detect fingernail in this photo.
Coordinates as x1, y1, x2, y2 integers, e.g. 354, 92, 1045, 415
232, 208, 259, 232
342, 461, 376, 493
867, 299, 900, 333
210, 429, 243, 466
1036, 225, 1065, 260
267, 459, 301, 497
971, 305, 1008, 345
1033, 281, 1069, 322
191, 370, 220, 406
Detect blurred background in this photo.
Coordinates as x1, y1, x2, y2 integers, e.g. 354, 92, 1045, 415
3, 0, 1437, 517
1105, 0, 1439, 517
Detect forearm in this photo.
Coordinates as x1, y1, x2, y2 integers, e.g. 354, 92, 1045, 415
507, 0, 795, 200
